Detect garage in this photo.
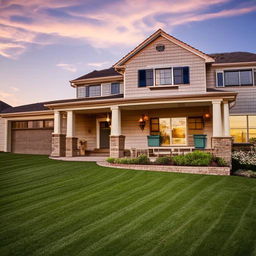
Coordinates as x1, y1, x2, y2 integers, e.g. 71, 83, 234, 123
11, 120, 53, 155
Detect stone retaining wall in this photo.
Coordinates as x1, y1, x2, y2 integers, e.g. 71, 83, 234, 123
97, 161, 230, 176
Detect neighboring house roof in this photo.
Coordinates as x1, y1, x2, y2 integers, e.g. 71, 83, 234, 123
1, 94, 124, 114
72, 67, 121, 82
0, 101, 12, 112
114, 29, 215, 67
209, 52, 256, 63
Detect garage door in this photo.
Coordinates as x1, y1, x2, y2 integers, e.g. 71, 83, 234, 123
11, 120, 53, 155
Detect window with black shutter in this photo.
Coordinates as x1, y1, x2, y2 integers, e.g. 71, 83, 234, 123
138, 69, 153, 87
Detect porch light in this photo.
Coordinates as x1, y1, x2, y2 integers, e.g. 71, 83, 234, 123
204, 113, 211, 120
106, 113, 111, 126
139, 114, 148, 130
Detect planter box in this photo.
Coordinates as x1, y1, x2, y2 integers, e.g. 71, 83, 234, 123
194, 134, 207, 149
97, 162, 230, 176
147, 135, 160, 147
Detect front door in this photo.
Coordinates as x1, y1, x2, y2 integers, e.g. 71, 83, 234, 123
100, 121, 110, 148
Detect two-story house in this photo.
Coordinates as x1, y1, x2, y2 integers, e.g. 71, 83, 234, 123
0, 29, 255, 164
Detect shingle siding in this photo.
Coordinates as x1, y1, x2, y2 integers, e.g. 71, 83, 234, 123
124, 37, 207, 99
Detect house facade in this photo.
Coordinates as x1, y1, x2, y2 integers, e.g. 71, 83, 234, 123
1, 29, 255, 163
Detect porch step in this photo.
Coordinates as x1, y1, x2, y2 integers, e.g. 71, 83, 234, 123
86, 149, 109, 157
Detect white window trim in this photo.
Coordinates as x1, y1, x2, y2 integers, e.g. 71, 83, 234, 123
139, 65, 189, 87
216, 67, 256, 87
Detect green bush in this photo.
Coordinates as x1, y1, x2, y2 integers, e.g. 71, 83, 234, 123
172, 150, 212, 166
155, 156, 172, 165
106, 157, 115, 163
106, 154, 150, 165
214, 157, 228, 167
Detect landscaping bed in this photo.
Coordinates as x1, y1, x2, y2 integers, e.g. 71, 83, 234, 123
104, 151, 230, 176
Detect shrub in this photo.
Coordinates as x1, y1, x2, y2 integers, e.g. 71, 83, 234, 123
106, 154, 150, 165
232, 150, 256, 171
155, 156, 172, 165
106, 157, 115, 163
214, 157, 228, 167
172, 150, 212, 166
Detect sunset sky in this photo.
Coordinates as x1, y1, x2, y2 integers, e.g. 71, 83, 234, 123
0, 0, 255, 106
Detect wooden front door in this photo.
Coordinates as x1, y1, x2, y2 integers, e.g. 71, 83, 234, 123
100, 121, 110, 149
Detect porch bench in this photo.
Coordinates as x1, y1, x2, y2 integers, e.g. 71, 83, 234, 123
148, 147, 194, 157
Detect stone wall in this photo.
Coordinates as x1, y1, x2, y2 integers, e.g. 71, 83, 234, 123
51, 134, 66, 157
212, 137, 233, 165
66, 137, 78, 157
110, 135, 125, 158
98, 161, 230, 176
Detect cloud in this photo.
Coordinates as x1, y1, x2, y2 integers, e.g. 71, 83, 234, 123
88, 61, 109, 68
10, 87, 20, 92
0, 0, 255, 59
0, 90, 23, 106
56, 63, 77, 72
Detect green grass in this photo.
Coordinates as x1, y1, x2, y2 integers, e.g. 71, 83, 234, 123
1, 153, 256, 256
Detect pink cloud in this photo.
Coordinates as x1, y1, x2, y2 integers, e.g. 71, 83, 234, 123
0, 0, 255, 59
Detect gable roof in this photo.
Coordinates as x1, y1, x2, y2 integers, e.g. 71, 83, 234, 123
209, 52, 256, 64
72, 67, 121, 82
0, 101, 12, 112
114, 29, 215, 67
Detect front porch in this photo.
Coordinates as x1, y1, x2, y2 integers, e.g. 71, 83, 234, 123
50, 96, 233, 164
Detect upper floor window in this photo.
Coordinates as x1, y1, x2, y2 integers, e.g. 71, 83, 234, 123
138, 66, 189, 87
88, 85, 101, 97
111, 83, 120, 94
216, 69, 255, 87
77, 86, 86, 98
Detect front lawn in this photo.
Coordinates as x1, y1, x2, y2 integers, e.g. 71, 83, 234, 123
1, 153, 256, 256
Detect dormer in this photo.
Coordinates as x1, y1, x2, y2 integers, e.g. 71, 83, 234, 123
70, 68, 124, 99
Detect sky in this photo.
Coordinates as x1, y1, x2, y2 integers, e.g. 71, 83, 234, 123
0, 0, 256, 106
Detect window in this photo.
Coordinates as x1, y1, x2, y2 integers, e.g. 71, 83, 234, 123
12, 120, 54, 129
155, 68, 172, 85
111, 83, 120, 94
150, 117, 187, 145
230, 115, 256, 143
88, 85, 101, 97
77, 86, 86, 98
217, 69, 254, 87
173, 67, 190, 84
138, 69, 153, 87
188, 117, 204, 130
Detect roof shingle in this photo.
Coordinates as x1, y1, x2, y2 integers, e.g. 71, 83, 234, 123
209, 52, 256, 63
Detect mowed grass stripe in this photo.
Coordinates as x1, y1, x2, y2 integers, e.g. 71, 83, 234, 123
1, 153, 256, 256
35, 176, 208, 256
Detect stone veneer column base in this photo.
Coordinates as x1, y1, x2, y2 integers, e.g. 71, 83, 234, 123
110, 135, 125, 158
51, 134, 66, 157
66, 137, 78, 157
212, 137, 233, 166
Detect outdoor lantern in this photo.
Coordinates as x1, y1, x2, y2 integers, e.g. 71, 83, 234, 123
106, 113, 111, 126
203, 113, 211, 120
139, 114, 148, 130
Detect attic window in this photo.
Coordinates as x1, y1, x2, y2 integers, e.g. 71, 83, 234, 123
156, 44, 165, 52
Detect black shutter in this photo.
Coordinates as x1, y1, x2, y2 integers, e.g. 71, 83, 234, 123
85, 86, 90, 97
216, 72, 224, 87
138, 70, 146, 87
138, 69, 153, 87
183, 67, 190, 84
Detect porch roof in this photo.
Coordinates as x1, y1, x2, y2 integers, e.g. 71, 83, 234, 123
45, 90, 237, 111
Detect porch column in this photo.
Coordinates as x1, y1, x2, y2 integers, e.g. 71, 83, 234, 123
51, 111, 66, 157
212, 100, 222, 137
223, 101, 230, 136
110, 106, 125, 158
66, 110, 78, 157
212, 100, 232, 167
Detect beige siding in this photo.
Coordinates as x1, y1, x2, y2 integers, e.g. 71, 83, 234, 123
0, 118, 6, 151
102, 83, 111, 96
206, 65, 256, 114
75, 114, 97, 151
124, 36, 207, 98
121, 107, 212, 149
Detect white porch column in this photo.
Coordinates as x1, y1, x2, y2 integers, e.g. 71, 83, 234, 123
223, 101, 230, 136
111, 106, 121, 136
53, 111, 61, 134
66, 110, 75, 137
212, 100, 222, 137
